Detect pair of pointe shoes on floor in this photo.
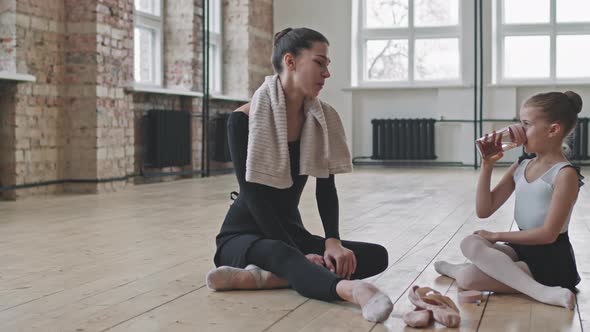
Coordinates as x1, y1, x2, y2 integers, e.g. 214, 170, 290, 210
403, 285, 461, 328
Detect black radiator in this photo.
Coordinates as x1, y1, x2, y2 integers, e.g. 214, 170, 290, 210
145, 110, 191, 168
371, 119, 436, 160
570, 117, 590, 160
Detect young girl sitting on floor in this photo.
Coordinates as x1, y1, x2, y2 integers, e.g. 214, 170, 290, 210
435, 91, 583, 309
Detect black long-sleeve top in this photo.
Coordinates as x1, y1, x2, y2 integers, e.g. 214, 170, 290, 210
215, 111, 340, 252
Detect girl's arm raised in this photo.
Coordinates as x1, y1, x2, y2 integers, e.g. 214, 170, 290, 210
476, 158, 518, 219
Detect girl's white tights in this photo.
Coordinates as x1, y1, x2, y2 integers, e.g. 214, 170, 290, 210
435, 234, 575, 310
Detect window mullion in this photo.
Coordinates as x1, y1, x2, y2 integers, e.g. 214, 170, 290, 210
152, 28, 157, 84
208, 31, 222, 93
136, 11, 162, 24
495, 0, 502, 83
158, 23, 163, 86
555, 23, 590, 34
408, 0, 415, 82
413, 26, 460, 38
136, 15, 162, 30
363, 28, 411, 39
358, 0, 365, 84
500, 24, 552, 35
550, 0, 556, 81
158, 0, 164, 86
206, 0, 223, 94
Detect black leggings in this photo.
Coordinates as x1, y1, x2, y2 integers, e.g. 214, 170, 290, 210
218, 236, 388, 302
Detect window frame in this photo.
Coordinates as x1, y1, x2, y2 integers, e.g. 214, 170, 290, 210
133, 0, 164, 87
355, 0, 466, 88
493, 0, 590, 85
207, 0, 223, 94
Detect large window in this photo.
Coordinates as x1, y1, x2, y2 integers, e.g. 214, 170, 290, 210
357, 0, 463, 86
134, 0, 163, 86
208, 0, 222, 94
494, 0, 590, 83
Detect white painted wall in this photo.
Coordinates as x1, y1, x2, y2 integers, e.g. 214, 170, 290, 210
273, 0, 590, 165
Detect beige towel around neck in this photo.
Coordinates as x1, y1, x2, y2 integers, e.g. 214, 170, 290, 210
246, 75, 352, 189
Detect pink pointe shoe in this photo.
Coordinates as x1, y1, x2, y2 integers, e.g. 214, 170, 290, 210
405, 285, 461, 328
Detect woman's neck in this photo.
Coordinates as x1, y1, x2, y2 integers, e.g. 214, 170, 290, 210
279, 74, 305, 116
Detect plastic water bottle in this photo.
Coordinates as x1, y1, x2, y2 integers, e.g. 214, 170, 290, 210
475, 124, 526, 159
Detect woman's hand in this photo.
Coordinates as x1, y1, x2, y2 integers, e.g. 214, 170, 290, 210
474, 230, 499, 243
305, 254, 325, 267
324, 238, 357, 279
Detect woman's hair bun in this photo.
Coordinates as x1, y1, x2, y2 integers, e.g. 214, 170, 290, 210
274, 28, 292, 46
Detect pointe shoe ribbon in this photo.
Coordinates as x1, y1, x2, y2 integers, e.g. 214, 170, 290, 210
404, 285, 461, 328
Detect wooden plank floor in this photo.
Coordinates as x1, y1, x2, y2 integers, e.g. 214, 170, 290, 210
0, 167, 587, 331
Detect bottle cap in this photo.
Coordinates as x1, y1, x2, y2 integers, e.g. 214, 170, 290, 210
508, 124, 527, 145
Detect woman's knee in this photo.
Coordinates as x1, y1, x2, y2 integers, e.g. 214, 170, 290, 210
354, 243, 388, 277
249, 239, 302, 270
372, 244, 389, 273
266, 240, 301, 262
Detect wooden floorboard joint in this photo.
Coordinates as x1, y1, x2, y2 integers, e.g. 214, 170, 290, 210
99, 285, 205, 332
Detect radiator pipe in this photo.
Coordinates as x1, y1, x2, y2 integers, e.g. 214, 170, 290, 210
0, 168, 236, 193
352, 157, 513, 168
0, 176, 133, 192
204, 0, 211, 177
200, 0, 205, 177
478, 0, 484, 151
473, 0, 479, 170
351, 158, 590, 168
439, 118, 517, 123
139, 168, 233, 178
201, 0, 209, 178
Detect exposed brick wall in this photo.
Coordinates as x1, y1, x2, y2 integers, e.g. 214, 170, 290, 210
0, 0, 16, 72
62, 0, 97, 194
1, 0, 273, 200
247, 0, 273, 96
94, 0, 134, 193
164, 0, 198, 90
223, 0, 273, 98
193, 0, 204, 92
9, 0, 66, 198
223, 0, 249, 98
